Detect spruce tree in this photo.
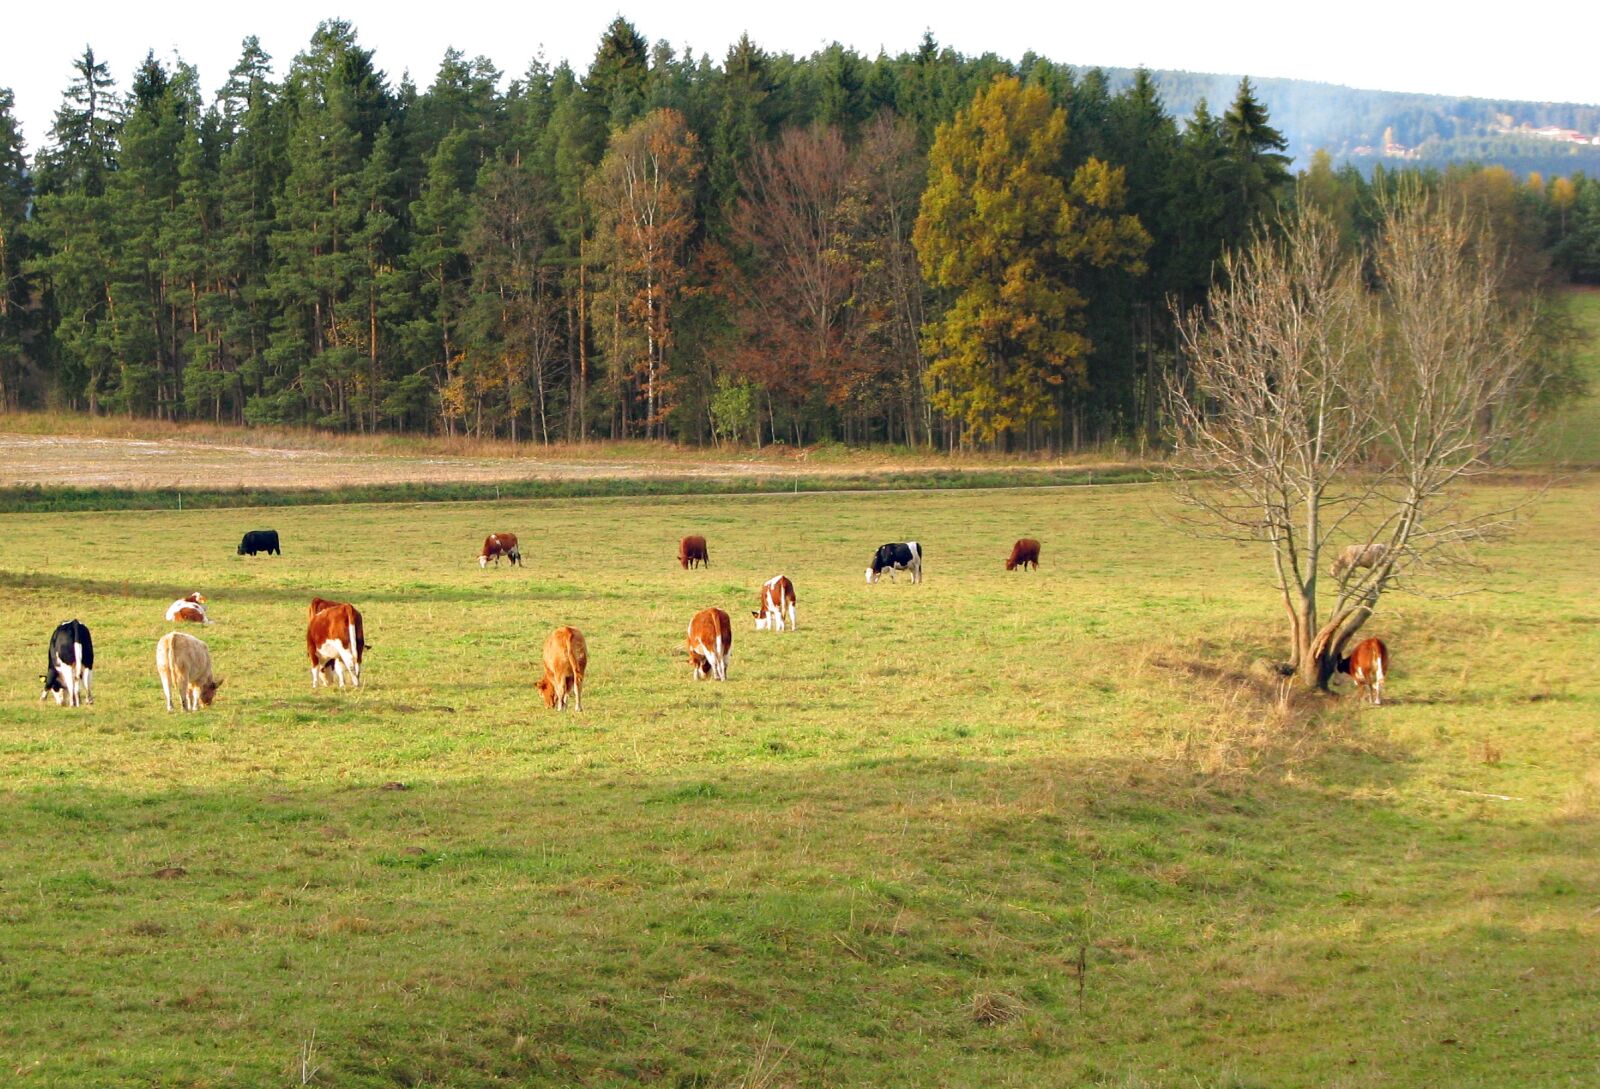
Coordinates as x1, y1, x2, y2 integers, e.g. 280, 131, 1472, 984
1219, 77, 1292, 240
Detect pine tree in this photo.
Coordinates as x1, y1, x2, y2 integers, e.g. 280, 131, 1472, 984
263, 21, 390, 426
0, 88, 32, 407
410, 130, 474, 433
213, 37, 285, 421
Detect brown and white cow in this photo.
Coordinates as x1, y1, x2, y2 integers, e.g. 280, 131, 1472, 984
1330, 542, 1389, 579
480, 532, 522, 568
686, 607, 733, 681
752, 575, 797, 632
165, 592, 211, 624
307, 598, 366, 689
156, 630, 223, 711
1006, 538, 1041, 571
679, 535, 709, 569
1335, 637, 1389, 705
536, 626, 588, 712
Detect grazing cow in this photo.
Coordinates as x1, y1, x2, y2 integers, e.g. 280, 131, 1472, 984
480, 532, 522, 568
237, 529, 281, 556
307, 598, 366, 689
679, 535, 709, 569
686, 607, 733, 681
156, 631, 223, 711
39, 619, 94, 707
1330, 542, 1389, 579
752, 575, 798, 632
866, 541, 923, 584
165, 592, 211, 624
1006, 538, 1041, 572
536, 626, 588, 711
1335, 637, 1390, 705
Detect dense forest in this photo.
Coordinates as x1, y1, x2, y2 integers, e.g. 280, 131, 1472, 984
0, 21, 1596, 448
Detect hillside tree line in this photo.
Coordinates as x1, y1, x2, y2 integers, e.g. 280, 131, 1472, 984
0, 21, 1590, 448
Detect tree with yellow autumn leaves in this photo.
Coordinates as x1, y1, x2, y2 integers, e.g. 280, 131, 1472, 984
913, 76, 1150, 447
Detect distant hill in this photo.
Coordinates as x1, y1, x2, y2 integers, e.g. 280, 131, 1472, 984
1097, 68, 1600, 177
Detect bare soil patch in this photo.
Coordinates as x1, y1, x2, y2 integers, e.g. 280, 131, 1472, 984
0, 433, 1124, 490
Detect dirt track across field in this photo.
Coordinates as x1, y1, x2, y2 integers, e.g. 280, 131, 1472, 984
0, 434, 1092, 490
0, 436, 800, 489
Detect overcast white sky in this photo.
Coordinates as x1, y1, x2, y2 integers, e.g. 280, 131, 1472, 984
6, 1, 1596, 152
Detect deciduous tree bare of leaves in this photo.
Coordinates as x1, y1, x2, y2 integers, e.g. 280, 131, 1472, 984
1169, 193, 1543, 689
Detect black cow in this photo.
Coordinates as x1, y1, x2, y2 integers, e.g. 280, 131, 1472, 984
238, 529, 281, 556
866, 541, 923, 584
40, 619, 94, 707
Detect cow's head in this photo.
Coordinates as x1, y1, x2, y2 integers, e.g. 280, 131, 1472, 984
535, 675, 556, 708
198, 678, 224, 708
479, 554, 488, 569
39, 673, 65, 705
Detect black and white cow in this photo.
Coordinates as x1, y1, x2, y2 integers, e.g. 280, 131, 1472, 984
40, 619, 94, 707
866, 541, 923, 584
237, 529, 281, 556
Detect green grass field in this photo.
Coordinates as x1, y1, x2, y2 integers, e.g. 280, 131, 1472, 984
1, 475, 1597, 1087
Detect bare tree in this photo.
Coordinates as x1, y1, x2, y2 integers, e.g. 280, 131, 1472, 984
1169, 193, 1542, 690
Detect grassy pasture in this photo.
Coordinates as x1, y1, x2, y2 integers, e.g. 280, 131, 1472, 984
0, 480, 1595, 1088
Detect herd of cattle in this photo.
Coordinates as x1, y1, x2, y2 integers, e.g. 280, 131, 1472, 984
37, 525, 1392, 711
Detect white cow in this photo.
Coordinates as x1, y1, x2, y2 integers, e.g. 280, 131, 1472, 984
1331, 542, 1390, 579
156, 631, 223, 711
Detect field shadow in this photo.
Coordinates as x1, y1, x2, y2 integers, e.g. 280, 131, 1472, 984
12, 744, 1591, 1086
0, 569, 621, 608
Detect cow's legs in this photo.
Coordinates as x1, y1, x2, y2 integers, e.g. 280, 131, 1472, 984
161, 671, 175, 711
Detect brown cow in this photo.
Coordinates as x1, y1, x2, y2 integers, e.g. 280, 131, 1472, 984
1335, 637, 1389, 705
165, 592, 211, 624
686, 607, 733, 681
307, 598, 366, 689
678, 535, 709, 569
536, 626, 588, 711
752, 575, 797, 632
156, 631, 223, 711
481, 532, 522, 568
1006, 538, 1041, 571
